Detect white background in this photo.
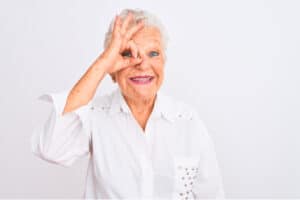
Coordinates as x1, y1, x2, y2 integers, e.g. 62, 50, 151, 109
0, 0, 299, 198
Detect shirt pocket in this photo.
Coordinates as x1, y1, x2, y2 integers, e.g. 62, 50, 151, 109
172, 155, 201, 200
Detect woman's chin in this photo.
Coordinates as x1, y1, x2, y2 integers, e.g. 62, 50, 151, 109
131, 89, 156, 101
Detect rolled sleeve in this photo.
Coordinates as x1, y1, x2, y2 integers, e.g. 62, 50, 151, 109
31, 90, 93, 167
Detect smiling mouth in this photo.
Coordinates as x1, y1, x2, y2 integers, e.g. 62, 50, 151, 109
129, 75, 154, 85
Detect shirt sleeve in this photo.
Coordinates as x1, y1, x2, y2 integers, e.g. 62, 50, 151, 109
30, 90, 94, 167
192, 112, 225, 199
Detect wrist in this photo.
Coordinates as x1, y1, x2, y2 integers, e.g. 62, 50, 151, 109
95, 53, 113, 70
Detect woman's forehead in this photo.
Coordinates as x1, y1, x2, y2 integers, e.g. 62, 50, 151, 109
132, 27, 162, 46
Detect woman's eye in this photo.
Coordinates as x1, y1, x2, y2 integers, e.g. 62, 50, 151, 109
149, 51, 159, 57
121, 50, 132, 57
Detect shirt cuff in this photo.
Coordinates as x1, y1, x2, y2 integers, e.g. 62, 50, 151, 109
37, 90, 93, 124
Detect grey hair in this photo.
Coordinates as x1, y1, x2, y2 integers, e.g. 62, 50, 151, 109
104, 8, 169, 53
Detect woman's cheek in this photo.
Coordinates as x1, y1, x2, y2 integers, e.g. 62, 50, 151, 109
151, 60, 164, 70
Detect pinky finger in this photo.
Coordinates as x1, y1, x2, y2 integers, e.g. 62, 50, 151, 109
112, 15, 121, 36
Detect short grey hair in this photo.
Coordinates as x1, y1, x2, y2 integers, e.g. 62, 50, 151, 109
104, 8, 169, 52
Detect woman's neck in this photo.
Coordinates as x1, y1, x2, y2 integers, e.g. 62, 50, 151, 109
124, 95, 156, 131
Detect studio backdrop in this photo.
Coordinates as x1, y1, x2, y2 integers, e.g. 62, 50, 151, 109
0, 0, 299, 198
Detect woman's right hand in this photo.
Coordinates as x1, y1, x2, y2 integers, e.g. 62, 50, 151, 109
61, 12, 144, 115
100, 12, 145, 75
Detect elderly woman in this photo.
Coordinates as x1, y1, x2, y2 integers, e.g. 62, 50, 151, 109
31, 9, 225, 199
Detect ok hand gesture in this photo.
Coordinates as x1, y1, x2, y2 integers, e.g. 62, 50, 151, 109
102, 12, 144, 75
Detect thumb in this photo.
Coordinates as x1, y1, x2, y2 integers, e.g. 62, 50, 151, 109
123, 57, 142, 68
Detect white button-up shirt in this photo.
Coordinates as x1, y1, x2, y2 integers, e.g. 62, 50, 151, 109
31, 87, 225, 199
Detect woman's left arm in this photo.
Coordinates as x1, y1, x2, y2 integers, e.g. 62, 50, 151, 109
192, 113, 225, 199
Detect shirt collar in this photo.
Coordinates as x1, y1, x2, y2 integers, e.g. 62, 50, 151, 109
108, 87, 176, 123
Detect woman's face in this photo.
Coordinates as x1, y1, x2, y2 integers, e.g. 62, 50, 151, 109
115, 26, 165, 102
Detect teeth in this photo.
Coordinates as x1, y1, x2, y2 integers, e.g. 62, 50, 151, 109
132, 77, 151, 81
